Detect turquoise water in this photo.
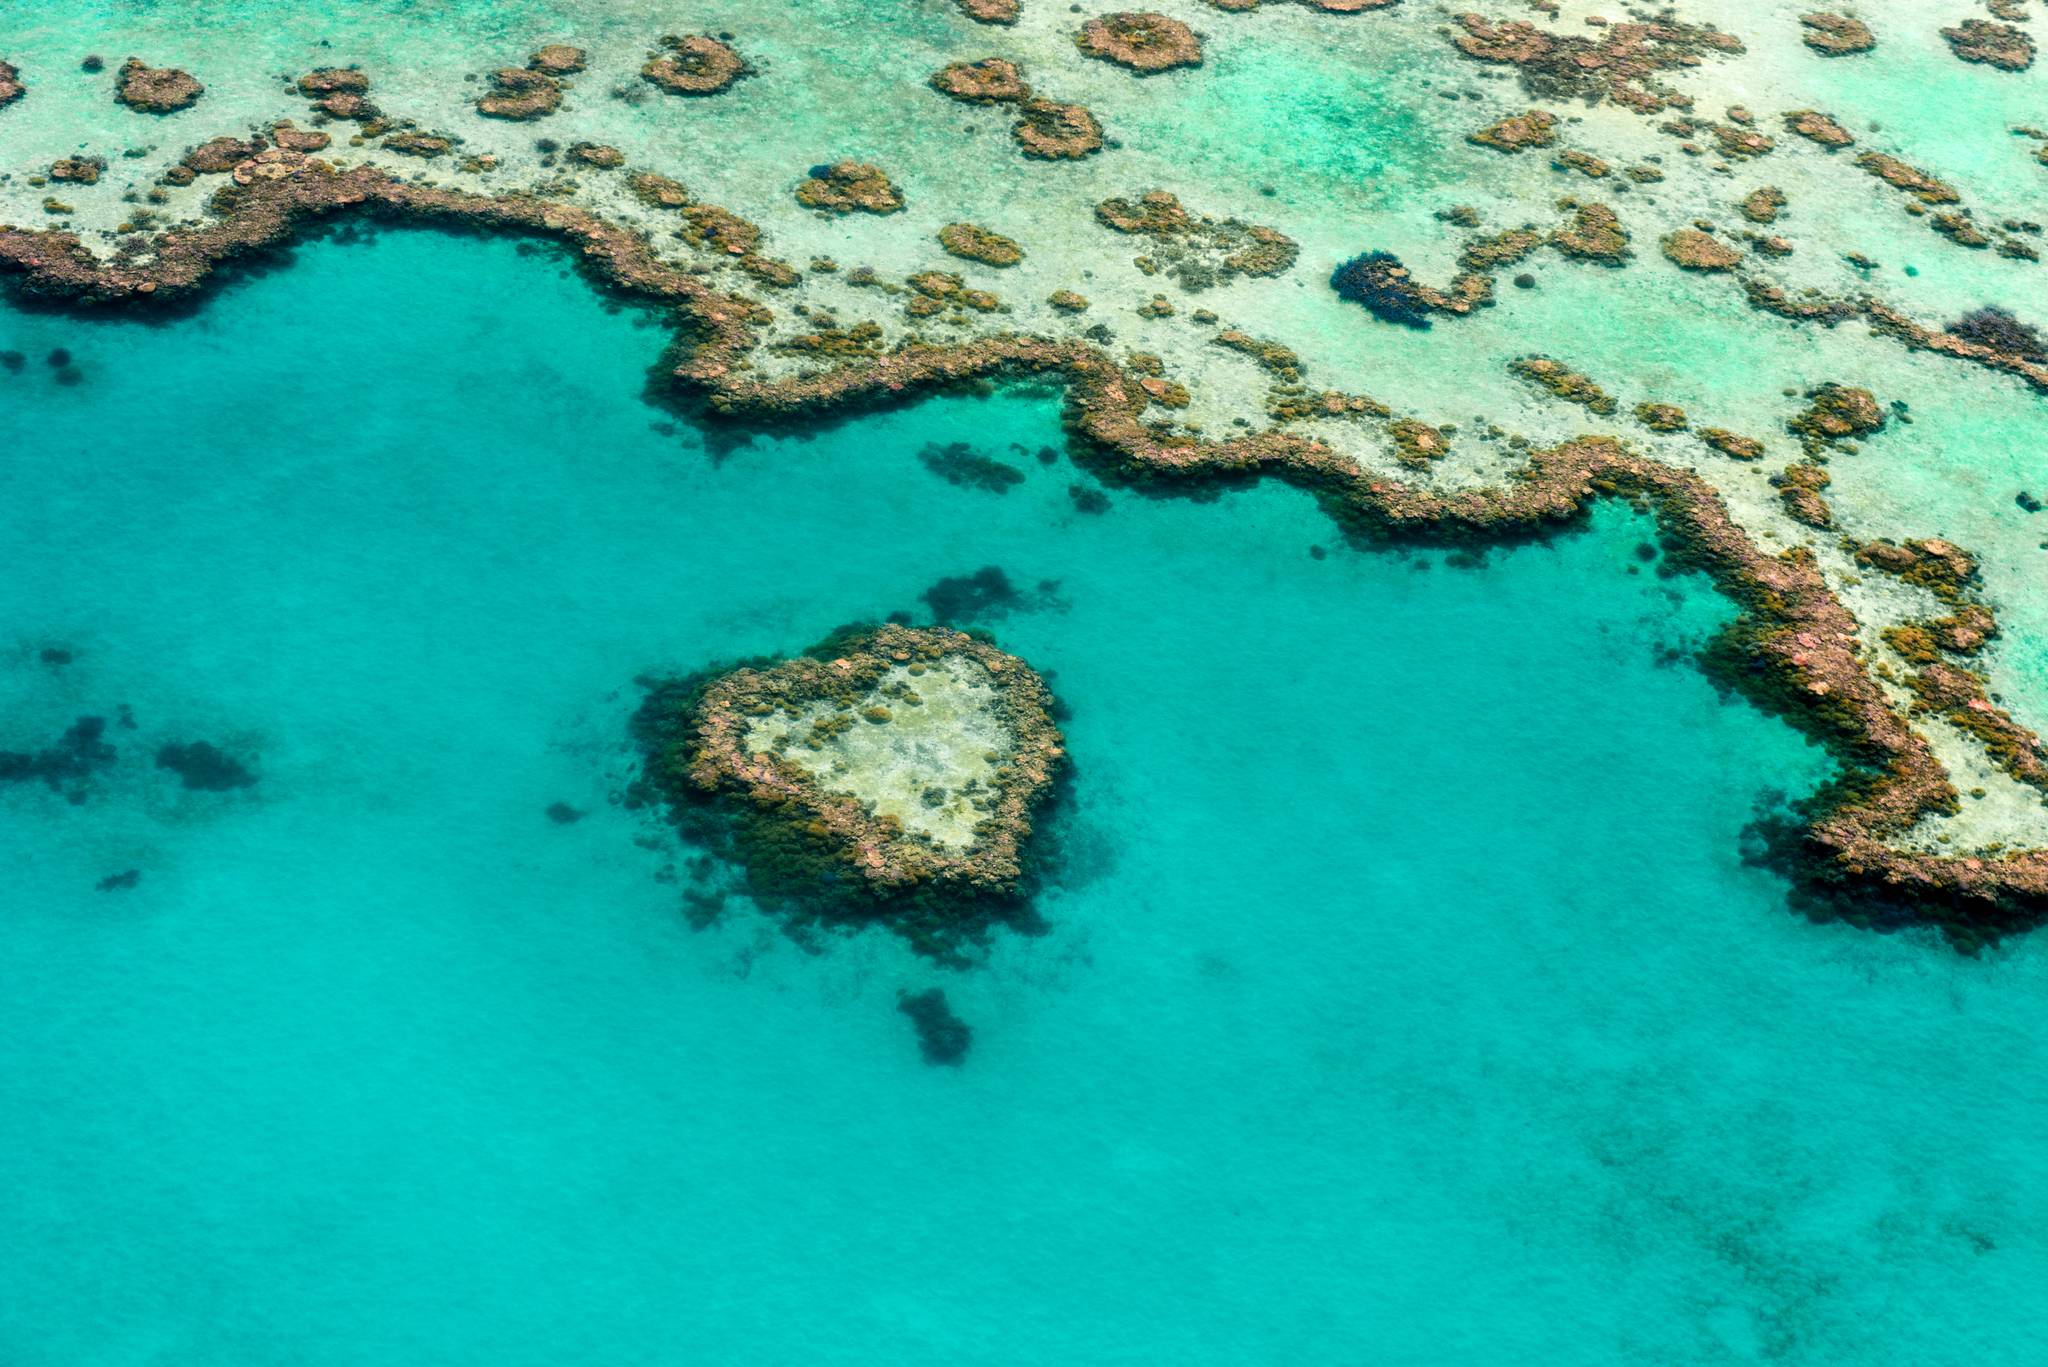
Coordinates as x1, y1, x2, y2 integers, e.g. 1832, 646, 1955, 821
6, 230, 2048, 1364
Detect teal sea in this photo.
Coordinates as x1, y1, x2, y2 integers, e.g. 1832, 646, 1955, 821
6, 228, 2048, 1363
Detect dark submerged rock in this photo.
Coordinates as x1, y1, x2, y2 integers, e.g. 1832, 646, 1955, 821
0, 715, 117, 798
898, 987, 972, 1065
155, 740, 256, 791
922, 565, 1024, 623
918, 441, 1025, 492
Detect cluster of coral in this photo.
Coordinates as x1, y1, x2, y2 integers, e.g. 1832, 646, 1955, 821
4, 6, 2048, 950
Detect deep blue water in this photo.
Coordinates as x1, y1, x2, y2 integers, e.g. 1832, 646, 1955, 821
4, 230, 2047, 1365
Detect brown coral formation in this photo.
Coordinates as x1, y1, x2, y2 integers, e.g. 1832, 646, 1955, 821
383, 131, 452, 158
642, 35, 750, 96
939, 223, 1024, 266
1095, 190, 1296, 289
1698, 427, 1766, 460
1447, 13, 1743, 114
115, 58, 202, 113
48, 157, 104, 184
1942, 20, 2034, 71
477, 67, 561, 120
1013, 99, 1104, 159
1740, 186, 1786, 224
638, 624, 1064, 959
1785, 109, 1853, 149
1856, 538, 1978, 600
571, 142, 625, 168
528, 45, 587, 75
1661, 229, 1741, 271
297, 67, 373, 120
1856, 152, 1959, 203
1551, 201, 1631, 263
929, 57, 1030, 104
1773, 462, 1833, 528
1634, 402, 1688, 432
1206, 0, 1398, 8
1469, 109, 1557, 152
0, 60, 22, 109
269, 121, 330, 153
795, 162, 905, 215
1510, 355, 1616, 414
923, 60, 1100, 158
957, 0, 1021, 22
1790, 383, 1885, 444
181, 138, 262, 174
7, 152, 2048, 943
1075, 13, 1204, 73
1799, 13, 1875, 56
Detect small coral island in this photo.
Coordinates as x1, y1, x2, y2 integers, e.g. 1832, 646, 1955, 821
634, 625, 1065, 961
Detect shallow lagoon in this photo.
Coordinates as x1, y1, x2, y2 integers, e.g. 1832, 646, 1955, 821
4, 231, 2048, 1364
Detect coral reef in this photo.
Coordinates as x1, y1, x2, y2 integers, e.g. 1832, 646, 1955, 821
1551, 201, 1631, 263
115, 58, 202, 113
1095, 190, 1296, 288
1799, 13, 1874, 56
795, 162, 904, 214
1469, 110, 1556, 152
1510, 355, 1616, 414
1789, 383, 1884, 445
1661, 229, 1741, 271
957, 0, 1021, 23
1447, 13, 1743, 113
1075, 13, 1203, 74
642, 35, 750, 97
1740, 186, 1786, 224
49, 157, 105, 185
1784, 108, 1854, 149
476, 66, 561, 121
528, 45, 587, 75
1012, 99, 1104, 159
8, 154, 2048, 943
929, 57, 1030, 104
0, 60, 22, 109
1942, 20, 2034, 71
1635, 402, 1688, 432
939, 223, 1024, 266
635, 624, 1064, 962
296, 67, 373, 120
1773, 461, 1833, 528
1856, 152, 1958, 203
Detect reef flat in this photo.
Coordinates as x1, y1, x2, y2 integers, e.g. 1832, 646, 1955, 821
1, 1, 2046, 944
